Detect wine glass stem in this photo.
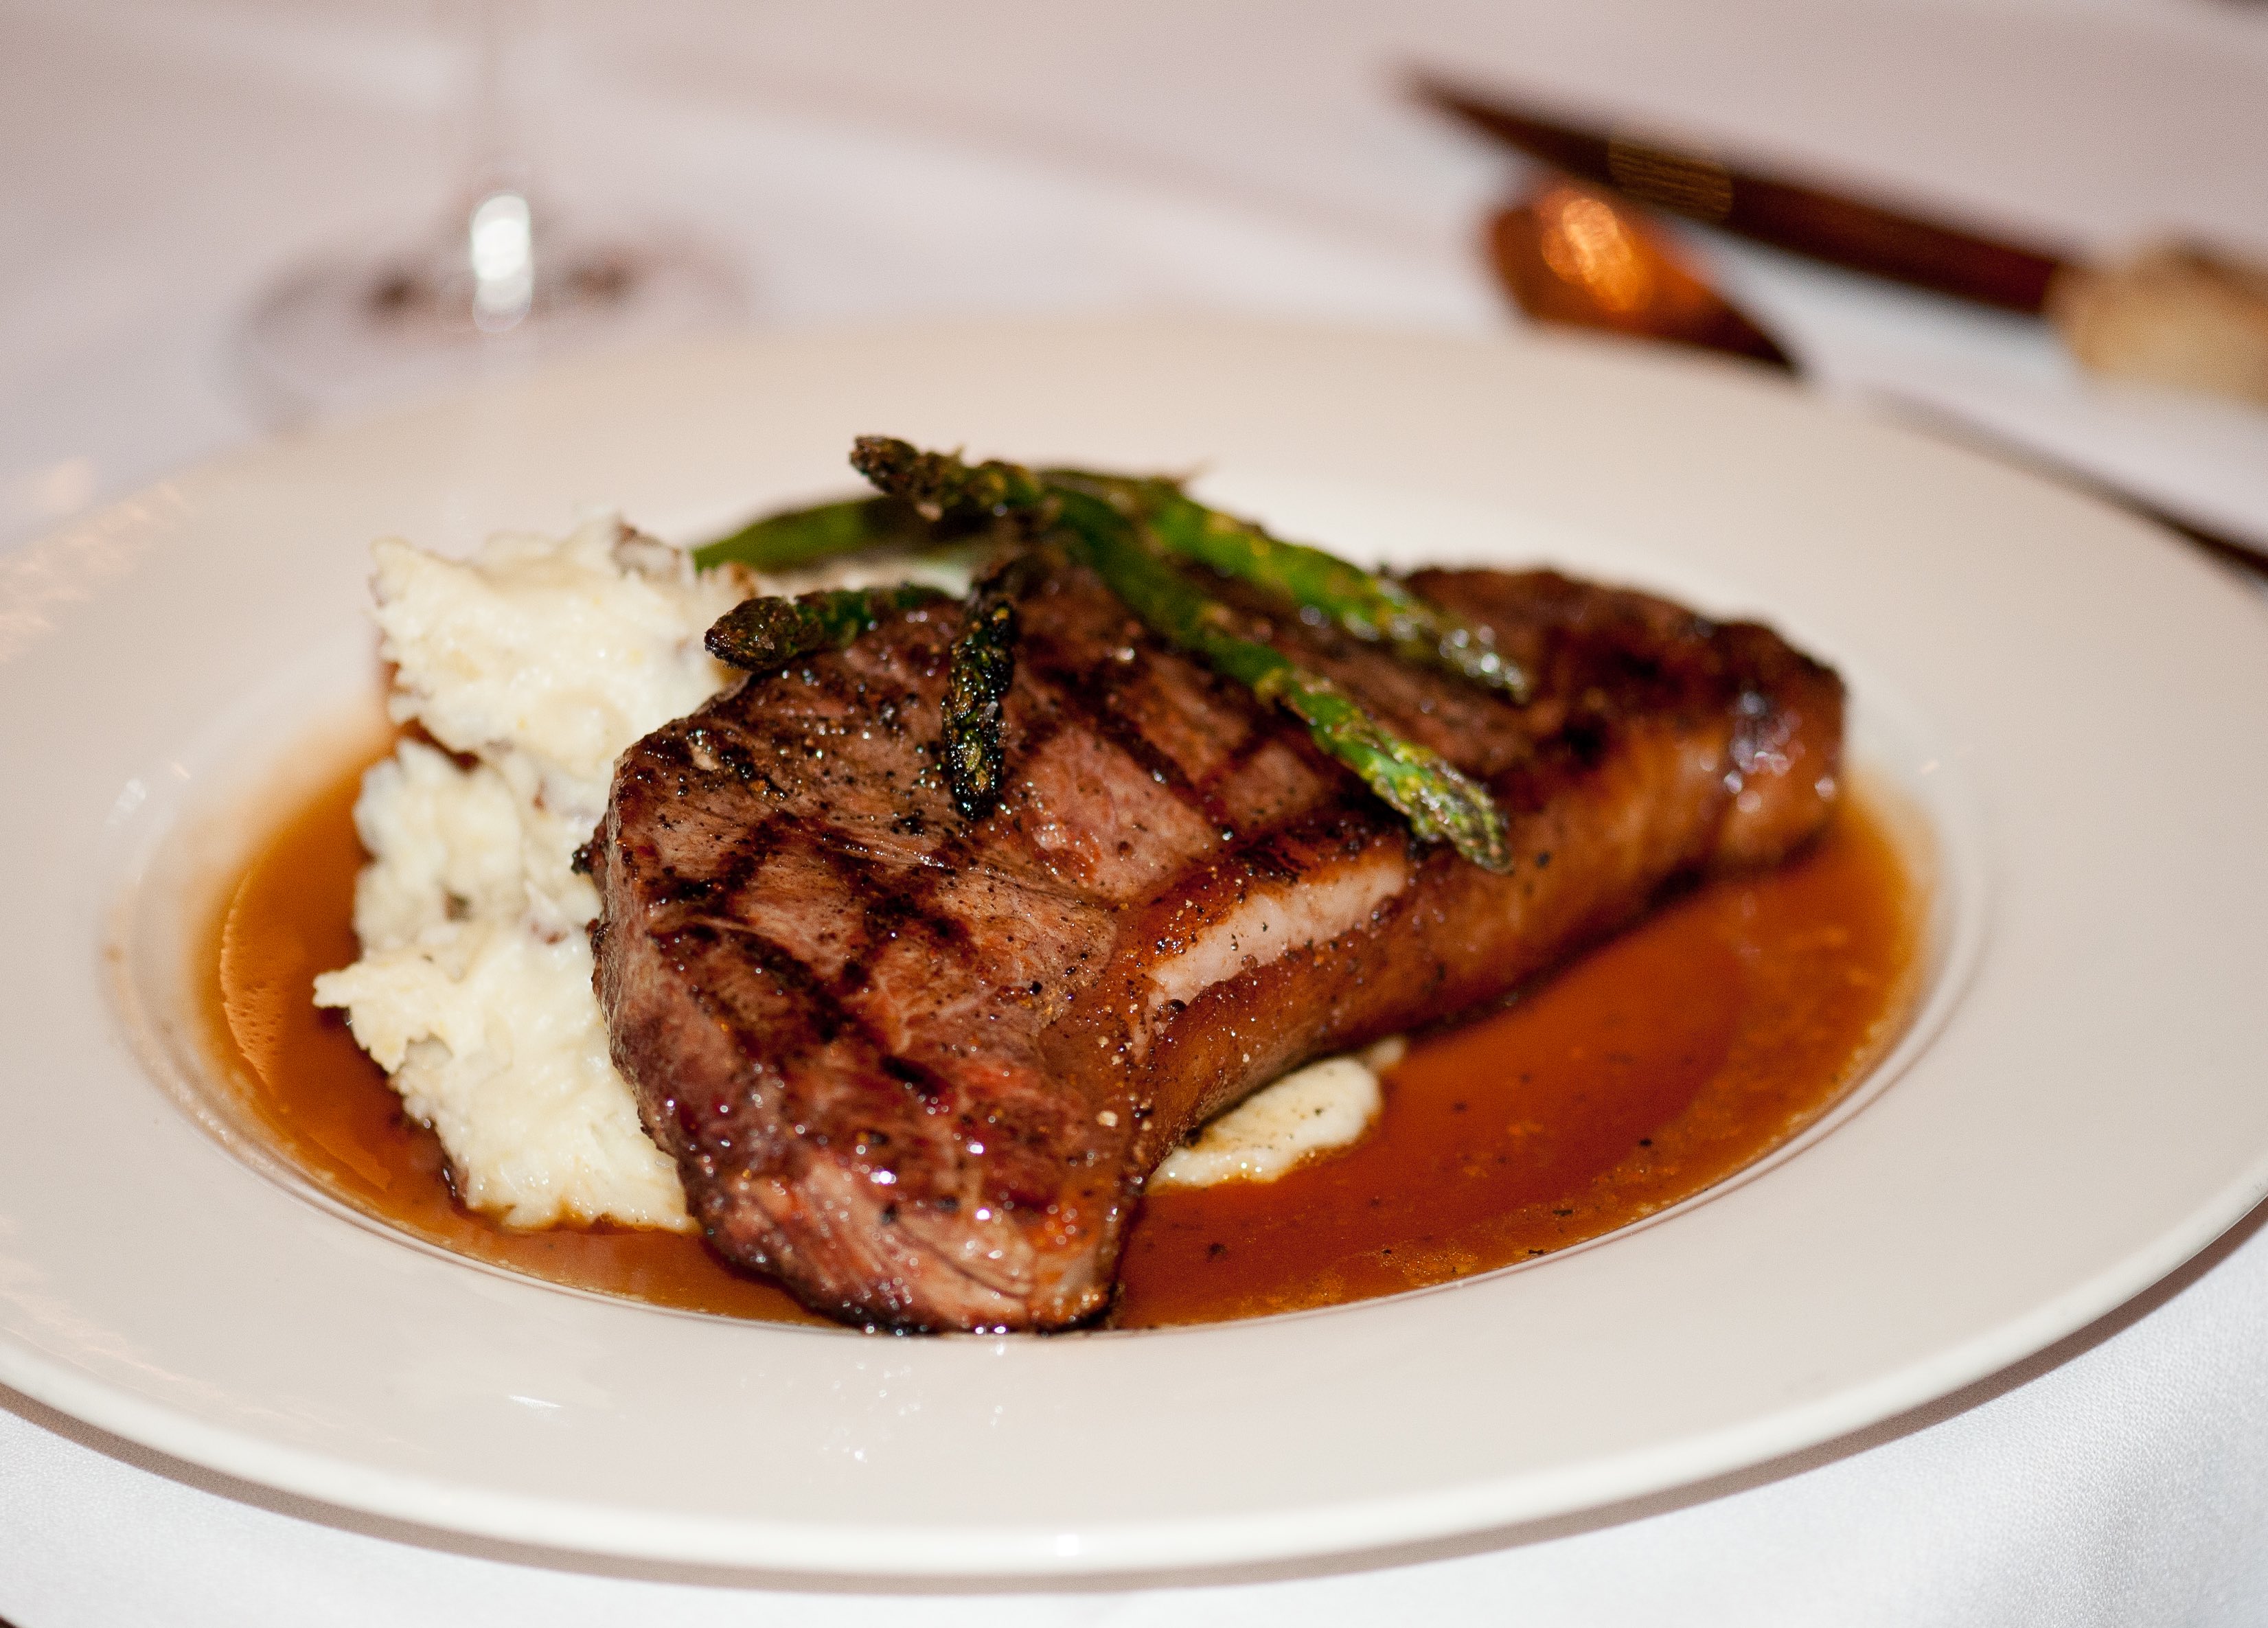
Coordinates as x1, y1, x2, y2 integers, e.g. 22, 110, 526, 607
460, 0, 535, 329
463, 0, 523, 196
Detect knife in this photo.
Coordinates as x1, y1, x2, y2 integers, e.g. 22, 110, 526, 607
1487, 174, 2268, 575
1416, 73, 2268, 413
1414, 73, 2072, 312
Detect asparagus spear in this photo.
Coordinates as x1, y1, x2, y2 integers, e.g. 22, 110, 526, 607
1046, 486, 1512, 872
853, 441, 1511, 868
941, 552, 1041, 819
850, 436, 1050, 520
705, 584, 948, 674
1049, 472, 1531, 703
693, 495, 938, 575
845, 439, 1529, 702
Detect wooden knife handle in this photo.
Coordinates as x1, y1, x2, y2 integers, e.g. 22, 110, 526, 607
1419, 78, 2070, 314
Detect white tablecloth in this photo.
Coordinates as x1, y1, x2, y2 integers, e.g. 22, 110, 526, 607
5, 1, 2267, 1620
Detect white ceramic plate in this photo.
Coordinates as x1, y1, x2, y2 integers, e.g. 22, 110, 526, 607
3, 318, 2265, 1577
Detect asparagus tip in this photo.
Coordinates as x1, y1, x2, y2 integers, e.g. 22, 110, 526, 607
1413, 762, 1513, 872
705, 597, 810, 672
849, 434, 920, 488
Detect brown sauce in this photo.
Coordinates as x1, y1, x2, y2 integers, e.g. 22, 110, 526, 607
200, 739, 1921, 1333
203, 738, 832, 1328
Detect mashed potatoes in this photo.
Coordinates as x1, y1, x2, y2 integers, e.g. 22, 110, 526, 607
314, 512, 1392, 1233
313, 513, 744, 1229
1149, 1037, 1401, 1190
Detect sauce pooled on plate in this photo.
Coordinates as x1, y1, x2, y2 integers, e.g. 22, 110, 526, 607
201, 739, 1920, 1331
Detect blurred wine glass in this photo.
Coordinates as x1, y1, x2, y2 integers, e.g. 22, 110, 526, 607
237, 0, 744, 424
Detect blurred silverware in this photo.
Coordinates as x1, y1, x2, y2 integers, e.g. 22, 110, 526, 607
1420, 74, 2067, 310
1485, 179, 2268, 576
1421, 75, 2268, 410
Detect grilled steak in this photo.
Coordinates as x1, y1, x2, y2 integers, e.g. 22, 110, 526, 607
590, 562, 1842, 1331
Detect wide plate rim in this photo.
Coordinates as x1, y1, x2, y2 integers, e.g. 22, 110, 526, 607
5, 313, 2266, 1576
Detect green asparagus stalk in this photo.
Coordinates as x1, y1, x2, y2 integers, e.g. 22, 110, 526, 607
845, 439, 1528, 702
705, 584, 947, 674
852, 441, 1511, 868
941, 552, 1040, 819
1048, 472, 1529, 703
1045, 487, 1511, 872
693, 495, 937, 575
850, 436, 1050, 520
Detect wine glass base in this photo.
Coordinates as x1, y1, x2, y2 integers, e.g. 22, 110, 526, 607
236, 218, 747, 425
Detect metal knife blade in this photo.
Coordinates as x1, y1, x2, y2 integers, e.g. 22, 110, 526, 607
1415, 73, 2073, 314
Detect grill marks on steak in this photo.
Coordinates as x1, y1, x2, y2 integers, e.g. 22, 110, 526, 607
591, 563, 1843, 1331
